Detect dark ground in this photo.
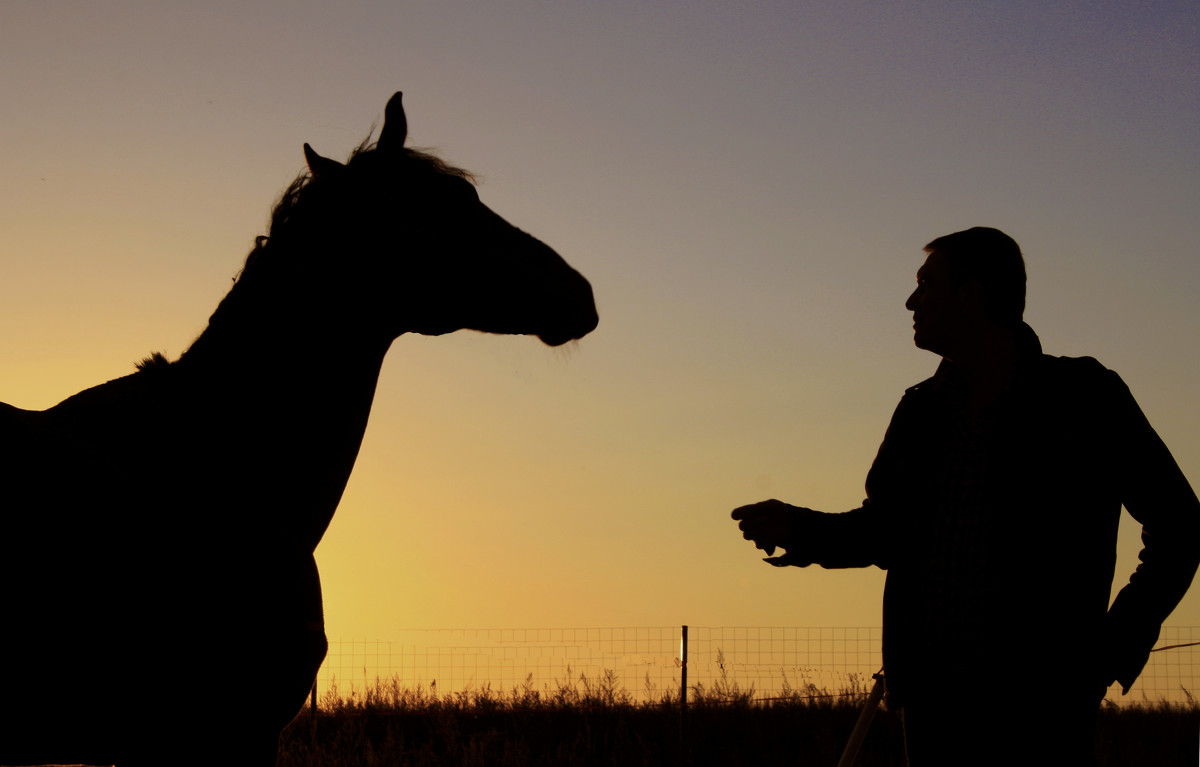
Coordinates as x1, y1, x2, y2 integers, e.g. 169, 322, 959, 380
276, 700, 1199, 766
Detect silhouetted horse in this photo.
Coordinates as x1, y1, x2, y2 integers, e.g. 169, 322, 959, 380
0, 92, 597, 766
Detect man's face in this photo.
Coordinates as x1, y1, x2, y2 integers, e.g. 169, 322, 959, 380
905, 249, 970, 357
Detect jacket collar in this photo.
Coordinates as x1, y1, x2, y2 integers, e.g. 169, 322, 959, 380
911, 322, 1043, 396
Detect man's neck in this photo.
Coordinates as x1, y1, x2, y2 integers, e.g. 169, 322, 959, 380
943, 324, 1019, 413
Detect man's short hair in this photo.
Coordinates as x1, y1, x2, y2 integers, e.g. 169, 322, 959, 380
924, 227, 1026, 326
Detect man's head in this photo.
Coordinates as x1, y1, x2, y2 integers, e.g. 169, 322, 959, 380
905, 227, 1026, 357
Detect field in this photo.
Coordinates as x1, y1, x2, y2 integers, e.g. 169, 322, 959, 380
274, 674, 1199, 766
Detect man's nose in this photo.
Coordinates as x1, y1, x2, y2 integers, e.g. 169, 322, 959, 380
905, 288, 919, 311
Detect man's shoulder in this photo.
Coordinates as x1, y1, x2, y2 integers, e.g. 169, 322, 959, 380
1035, 352, 1120, 385
1013, 354, 1138, 424
899, 353, 1121, 403
1039, 351, 1106, 369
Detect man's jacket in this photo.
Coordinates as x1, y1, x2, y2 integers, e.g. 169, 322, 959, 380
809, 324, 1200, 703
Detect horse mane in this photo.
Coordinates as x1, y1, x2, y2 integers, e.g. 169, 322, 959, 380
238, 140, 474, 291
136, 352, 172, 371
166, 138, 474, 368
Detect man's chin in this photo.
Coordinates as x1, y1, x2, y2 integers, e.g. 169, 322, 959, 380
912, 333, 938, 354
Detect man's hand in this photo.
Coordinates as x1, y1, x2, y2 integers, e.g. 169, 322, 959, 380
1101, 612, 1160, 696
731, 500, 822, 567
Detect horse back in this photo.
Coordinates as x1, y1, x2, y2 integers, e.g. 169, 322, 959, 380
0, 400, 57, 515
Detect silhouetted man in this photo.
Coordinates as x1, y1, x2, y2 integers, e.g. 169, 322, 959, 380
732, 227, 1200, 766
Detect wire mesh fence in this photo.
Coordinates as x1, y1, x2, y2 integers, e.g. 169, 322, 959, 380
315, 625, 1200, 707
1134, 625, 1200, 705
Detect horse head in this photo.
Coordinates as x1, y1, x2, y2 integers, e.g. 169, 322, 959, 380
296, 92, 598, 348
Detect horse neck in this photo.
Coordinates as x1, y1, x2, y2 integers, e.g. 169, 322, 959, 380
178, 276, 394, 551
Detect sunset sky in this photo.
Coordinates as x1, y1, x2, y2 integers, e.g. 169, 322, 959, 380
3, 1, 1198, 644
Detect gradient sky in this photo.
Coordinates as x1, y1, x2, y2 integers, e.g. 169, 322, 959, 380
3, 2, 1198, 642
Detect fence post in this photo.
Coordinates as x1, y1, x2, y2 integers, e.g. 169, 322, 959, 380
680, 624, 688, 708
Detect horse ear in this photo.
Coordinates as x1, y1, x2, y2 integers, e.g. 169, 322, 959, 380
376, 92, 407, 153
303, 143, 343, 178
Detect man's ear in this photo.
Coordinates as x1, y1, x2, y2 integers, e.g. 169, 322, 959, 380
956, 279, 981, 302
957, 279, 989, 319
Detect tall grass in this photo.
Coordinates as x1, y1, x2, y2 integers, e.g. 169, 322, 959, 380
276, 669, 1197, 767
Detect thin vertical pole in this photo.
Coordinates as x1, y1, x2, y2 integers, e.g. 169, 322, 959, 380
310, 680, 318, 716
678, 625, 689, 760
680, 625, 688, 708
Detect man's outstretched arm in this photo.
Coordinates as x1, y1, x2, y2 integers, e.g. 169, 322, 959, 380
731, 499, 886, 569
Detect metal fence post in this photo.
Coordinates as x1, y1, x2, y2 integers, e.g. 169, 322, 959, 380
680, 624, 688, 708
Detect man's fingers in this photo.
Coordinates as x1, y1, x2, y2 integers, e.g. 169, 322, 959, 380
734, 501, 813, 568
731, 500, 782, 520
731, 505, 758, 520
735, 504, 787, 552
765, 552, 812, 568
739, 522, 776, 553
